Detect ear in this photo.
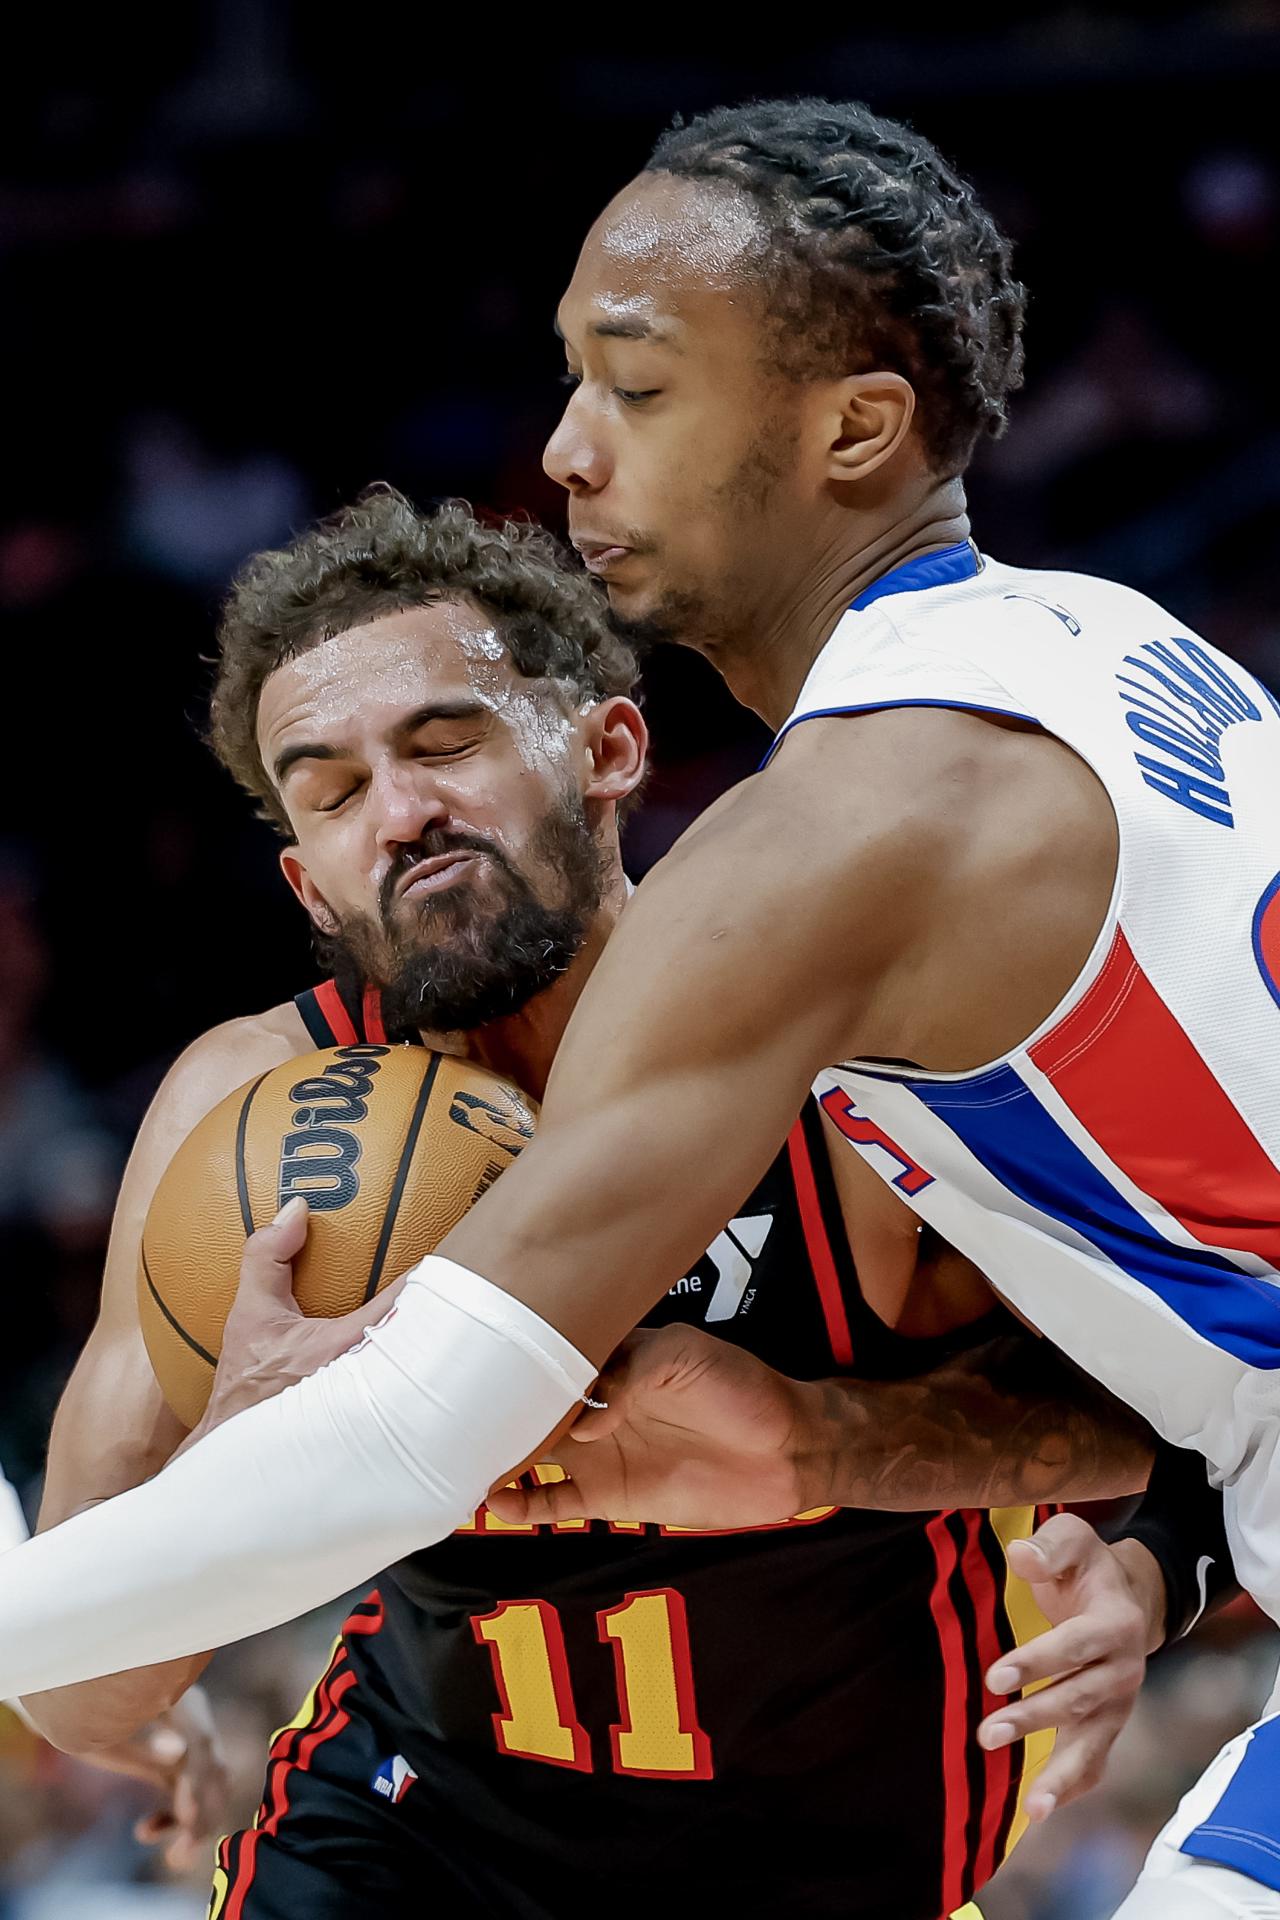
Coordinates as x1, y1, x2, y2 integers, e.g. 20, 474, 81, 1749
581, 697, 648, 807
279, 846, 340, 935
822, 371, 917, 484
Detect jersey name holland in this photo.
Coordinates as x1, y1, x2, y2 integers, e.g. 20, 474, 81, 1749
772, 542, 1280, 1621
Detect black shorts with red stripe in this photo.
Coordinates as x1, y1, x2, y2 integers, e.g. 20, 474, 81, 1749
210, 981, 1056, 1920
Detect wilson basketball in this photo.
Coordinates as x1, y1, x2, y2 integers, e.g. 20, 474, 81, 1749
138, 1044, 537, 1428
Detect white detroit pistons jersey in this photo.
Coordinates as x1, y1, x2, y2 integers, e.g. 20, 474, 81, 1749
774, 541, 1280, 1621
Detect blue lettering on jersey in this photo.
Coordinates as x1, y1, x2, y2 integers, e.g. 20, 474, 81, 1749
1117, 635, 1264, 828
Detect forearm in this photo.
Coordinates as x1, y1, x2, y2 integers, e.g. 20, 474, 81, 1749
22, 1654, 210, 1753
790, 1331, 1156, 1512
0, 1260, 592, 1697
27, 1374, 205, 1747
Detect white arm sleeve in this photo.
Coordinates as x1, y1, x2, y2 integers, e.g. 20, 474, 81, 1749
0, 1258, 593, 1697
0, 1459, 39, 1729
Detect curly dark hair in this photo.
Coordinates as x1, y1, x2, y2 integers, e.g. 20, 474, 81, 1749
647, 98, 1026, 476
210, 487, 638, 834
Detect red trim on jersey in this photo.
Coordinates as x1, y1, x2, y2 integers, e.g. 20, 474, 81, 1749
313, 978, 359, 1046
361, 985, 388, 1044
596, 1587, 715, 1781
961, 1514, 1014, 1889
1030, 928, 1280, 1270
926, 1510, 970, 1918
786, 1120, 854, 1366
223, 1592, 384, 1914
471, 1598, 592, 1772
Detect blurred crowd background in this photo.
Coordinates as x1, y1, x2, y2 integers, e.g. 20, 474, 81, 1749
2, 3, 1279, 1914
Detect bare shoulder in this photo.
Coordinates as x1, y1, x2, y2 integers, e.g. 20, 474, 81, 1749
68, 1003, 315, 1367
143, 1002, 310, 1144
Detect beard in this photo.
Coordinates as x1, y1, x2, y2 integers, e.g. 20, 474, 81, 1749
317, 788, 608, 1036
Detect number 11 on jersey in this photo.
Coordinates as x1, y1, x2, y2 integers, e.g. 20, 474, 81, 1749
472, 1588, 714, 1779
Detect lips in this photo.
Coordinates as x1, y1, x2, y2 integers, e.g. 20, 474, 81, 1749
396, 851, 480, 899
572, 538, 635, 577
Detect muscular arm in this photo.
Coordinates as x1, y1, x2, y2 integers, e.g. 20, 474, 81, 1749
0, 709, 1121, 1691
22, 1008, 306, 1749
794, 1328, 1154, 1511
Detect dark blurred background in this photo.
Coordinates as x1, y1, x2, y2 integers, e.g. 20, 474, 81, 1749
1, 4, 1278, 1914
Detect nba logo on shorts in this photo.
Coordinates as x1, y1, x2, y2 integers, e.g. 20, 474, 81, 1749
1252, 873, 1280, 1010
371, 1754, 418, 1804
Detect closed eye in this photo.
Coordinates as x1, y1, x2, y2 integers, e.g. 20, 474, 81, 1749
317, 785, 361, 813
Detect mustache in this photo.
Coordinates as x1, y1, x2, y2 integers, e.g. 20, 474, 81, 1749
379, 831, 507, 921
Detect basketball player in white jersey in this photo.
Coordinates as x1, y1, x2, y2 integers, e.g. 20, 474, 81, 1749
0, 97, 1274, 1919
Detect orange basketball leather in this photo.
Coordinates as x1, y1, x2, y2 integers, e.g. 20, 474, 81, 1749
138, 1044, 537, 1428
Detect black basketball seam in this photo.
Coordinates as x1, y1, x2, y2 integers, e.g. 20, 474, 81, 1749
234, 1072, 270, 1236
140, 1243, 217, 1370
362, 1054, 443, 1304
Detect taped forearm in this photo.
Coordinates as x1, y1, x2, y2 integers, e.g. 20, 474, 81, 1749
0, 1260, 592, 1697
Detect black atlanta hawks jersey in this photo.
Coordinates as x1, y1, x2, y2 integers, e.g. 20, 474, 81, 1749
212, 980, 1054, 1920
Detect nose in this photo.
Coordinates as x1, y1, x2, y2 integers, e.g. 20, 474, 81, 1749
543, 390, 612, 495
370, 761, 449, 858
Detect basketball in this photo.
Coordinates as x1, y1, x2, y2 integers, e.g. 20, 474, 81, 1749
138, 1044, 538, 1428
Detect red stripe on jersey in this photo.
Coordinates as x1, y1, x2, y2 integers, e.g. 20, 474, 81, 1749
361, 985, 388, 1044
345, 1588, 385, 1635
786, 1120, 854, 1366
1030, 927, 1280, 1270
225, 1592, 382, 1914
926, 1511, 970, 1918
961, 1514, 1014, 1889
313, 979, 359, 1046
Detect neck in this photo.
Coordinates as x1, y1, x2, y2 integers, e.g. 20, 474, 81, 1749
714, 476, 971, 729
416, 869, 629, 1102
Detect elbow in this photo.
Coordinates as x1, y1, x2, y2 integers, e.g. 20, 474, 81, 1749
20, 1670, 189, 1755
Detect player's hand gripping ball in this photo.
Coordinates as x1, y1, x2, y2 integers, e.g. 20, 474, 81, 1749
138, 1044, 537, 1427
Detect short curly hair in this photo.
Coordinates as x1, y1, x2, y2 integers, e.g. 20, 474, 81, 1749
210, 487, 638, 834
647, 98, 1026, 476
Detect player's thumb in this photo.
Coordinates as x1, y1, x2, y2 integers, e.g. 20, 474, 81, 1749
1008, 1511, 1101, 1585
238, 1196, 309, 1303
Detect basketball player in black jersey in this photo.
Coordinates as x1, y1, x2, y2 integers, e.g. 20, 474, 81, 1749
23, 495, 1183, 1920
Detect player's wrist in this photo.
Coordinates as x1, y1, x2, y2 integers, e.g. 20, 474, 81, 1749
785, 1376, 843, 1513
1109, 1537, 1170, 1655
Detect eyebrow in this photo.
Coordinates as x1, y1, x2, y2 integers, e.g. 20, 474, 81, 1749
272, 700, 491, 787
554, 314, 679, 348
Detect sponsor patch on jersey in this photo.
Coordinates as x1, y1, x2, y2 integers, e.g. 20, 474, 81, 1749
370, 1753, 418, 1804
1252, 873, 1280, 1011
671, 1214, 775, 1322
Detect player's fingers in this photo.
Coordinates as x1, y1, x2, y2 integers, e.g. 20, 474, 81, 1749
235, 1198, 309, 1306
164, 1829, 209, 1873
1010, 1511, 1107, 1584
568, 1363, 634, 1441
566, 1337, 655, 1443
487, 1476, 593, 1526
1022, 1707, 1128, 1819
979, 1657, 1133, 1749
133, 1811, 177, 1846
985, 1610, 1140, 1694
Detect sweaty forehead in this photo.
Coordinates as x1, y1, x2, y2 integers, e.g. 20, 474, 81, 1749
256, 603, 515, 753
565, 174, 771, 332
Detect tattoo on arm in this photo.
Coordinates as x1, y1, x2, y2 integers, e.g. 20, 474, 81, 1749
797, 1331, 1155, 1512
